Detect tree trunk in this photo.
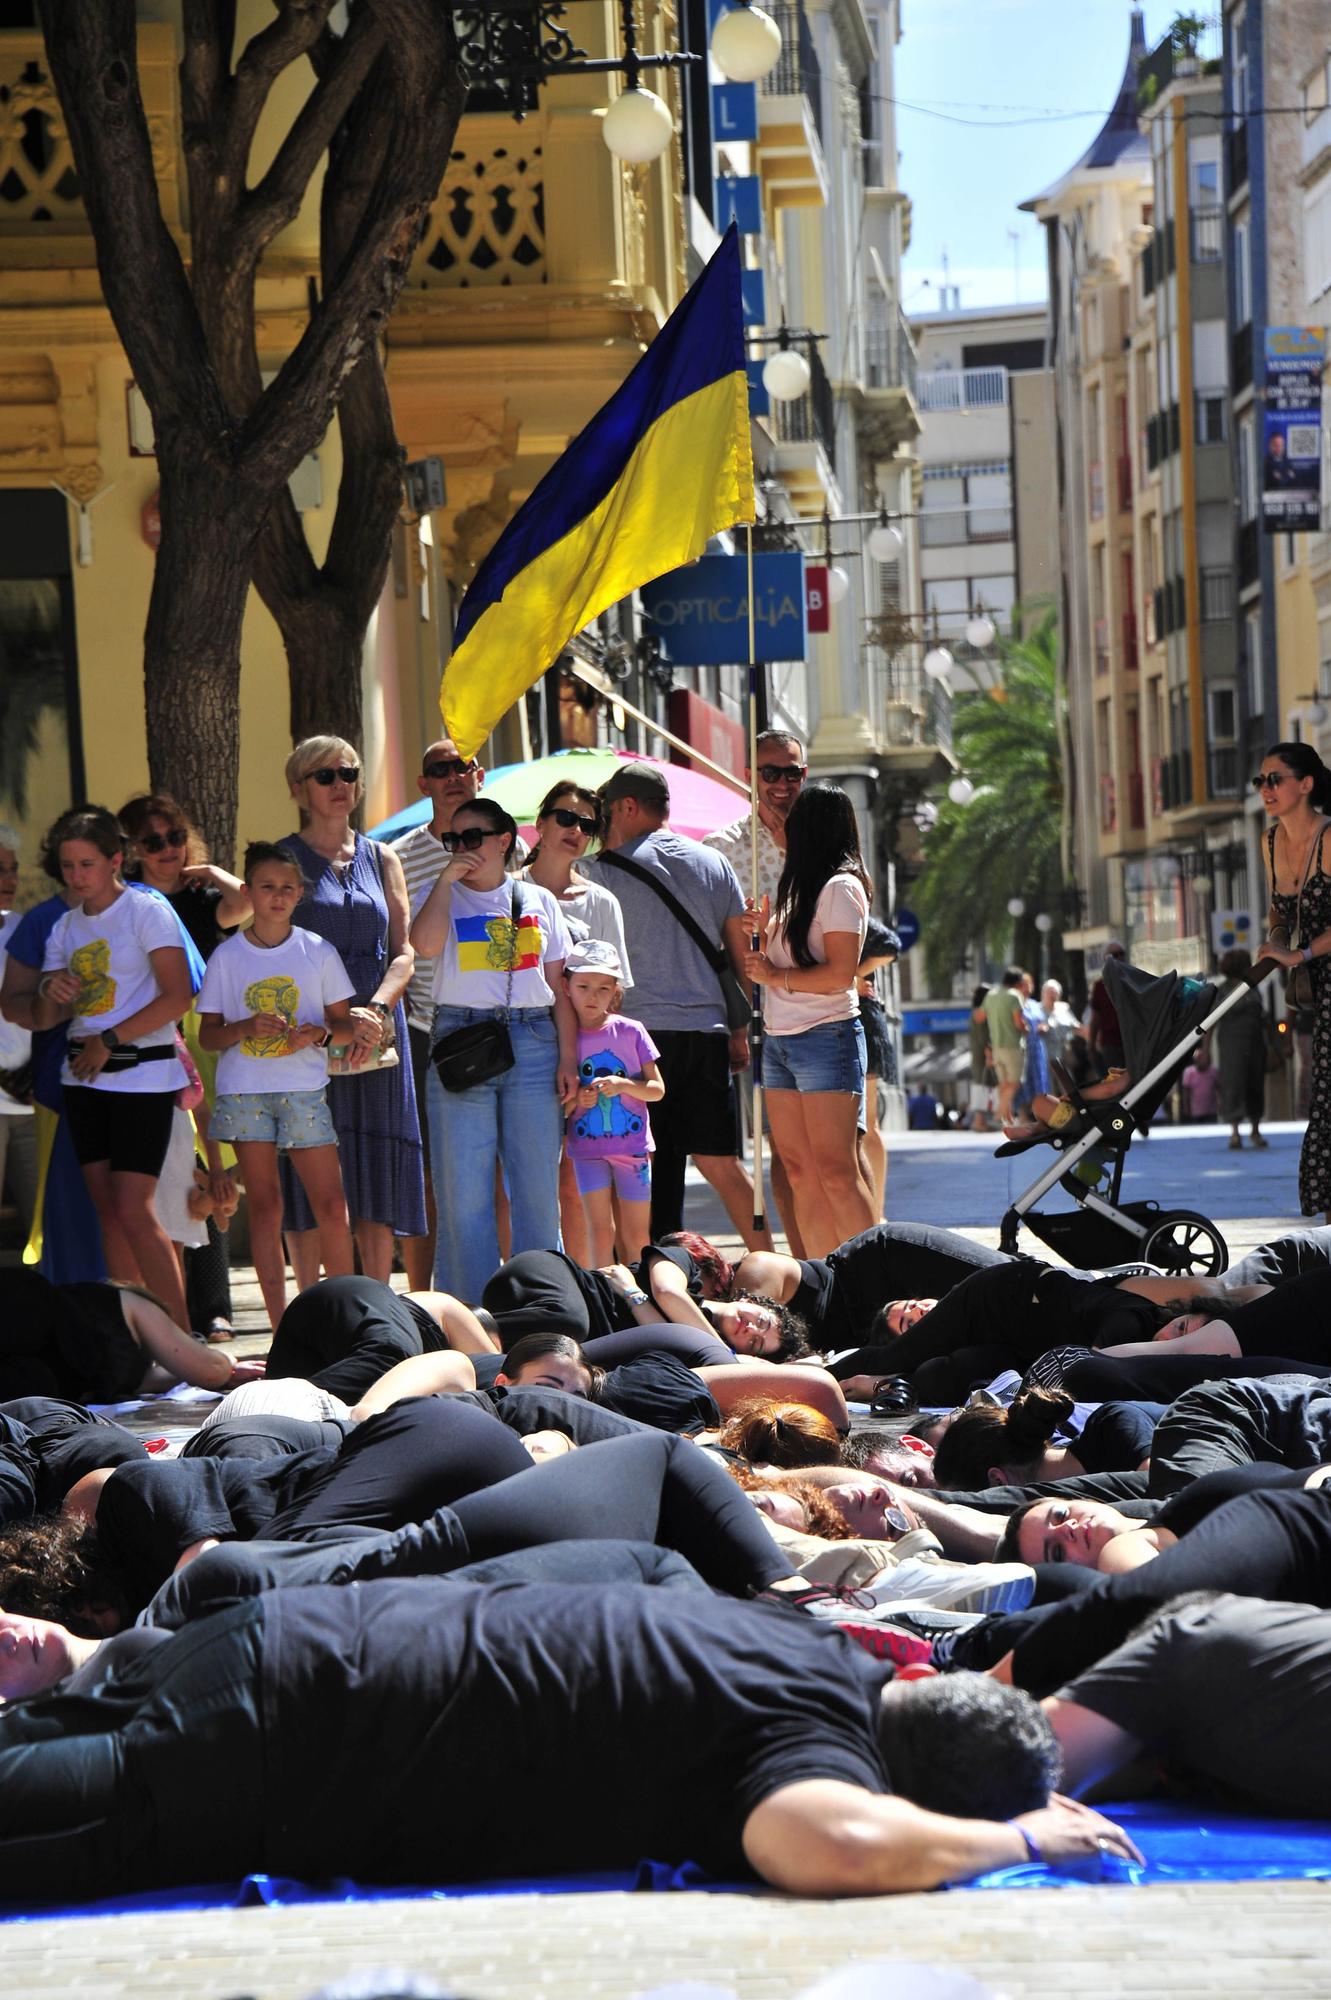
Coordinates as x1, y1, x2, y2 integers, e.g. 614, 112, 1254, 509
143, 443, 265, 867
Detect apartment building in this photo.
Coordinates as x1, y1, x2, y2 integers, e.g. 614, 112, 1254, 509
1303, 25, 1331, 754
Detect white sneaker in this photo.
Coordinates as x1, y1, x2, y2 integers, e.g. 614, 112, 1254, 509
859, 1556, 1034, 1615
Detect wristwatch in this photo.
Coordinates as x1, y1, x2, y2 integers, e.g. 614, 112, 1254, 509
100, 1028, 121, 1051
368, 999, 390, 1017
623, 1288, 650, 1308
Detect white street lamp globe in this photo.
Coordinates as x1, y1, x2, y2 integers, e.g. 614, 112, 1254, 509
868, 521, 903, 562
947, 776, 975, 806
1034, 911, 1054, 933
1306, 698, 1330, 727
965, 612, 996, 650
826, 564, 851, 604
762, 345, 811, 401
602, 86, 674, 163
1007, 896, 1026, 918
923, 646, 953, 681
711, 3, 783, 82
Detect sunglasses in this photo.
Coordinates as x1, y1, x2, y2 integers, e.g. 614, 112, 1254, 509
423, 757, 477, 780
548, 806, 599, 836
1253, 772, 1291, 791
309, 766, 360, 787
138, 828, 188, 854
440, 826, 506, 853
757, 763, 807, 785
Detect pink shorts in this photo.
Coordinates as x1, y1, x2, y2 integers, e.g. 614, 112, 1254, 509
571, 1153, 652, 1201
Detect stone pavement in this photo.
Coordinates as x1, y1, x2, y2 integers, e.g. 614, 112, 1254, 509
9, 1121, 1327, 1992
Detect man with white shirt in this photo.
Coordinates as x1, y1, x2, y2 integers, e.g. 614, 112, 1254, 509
390, 740, 488, 1287
704, 733, 807, 1251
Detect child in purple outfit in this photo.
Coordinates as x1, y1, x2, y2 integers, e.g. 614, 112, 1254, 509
563, 939, 664, 1265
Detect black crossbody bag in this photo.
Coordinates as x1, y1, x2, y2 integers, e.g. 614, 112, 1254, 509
431, 882, 520, 1092
597, 849, 751, 1030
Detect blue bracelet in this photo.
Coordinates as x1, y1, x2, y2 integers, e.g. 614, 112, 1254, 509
1010, 1822, 1041, 1864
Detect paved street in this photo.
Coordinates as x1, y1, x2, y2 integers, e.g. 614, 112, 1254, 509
8, 1118, 1327, 1995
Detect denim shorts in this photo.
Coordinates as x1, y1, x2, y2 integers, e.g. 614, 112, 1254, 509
763, 1016, 867, 1097
210, 1089, 337, 1151
571, 1152, 652, 1201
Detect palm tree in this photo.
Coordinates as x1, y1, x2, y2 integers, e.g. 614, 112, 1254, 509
913, 607, 1065, 991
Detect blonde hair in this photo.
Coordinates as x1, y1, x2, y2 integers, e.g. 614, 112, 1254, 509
285, 736, 362, 798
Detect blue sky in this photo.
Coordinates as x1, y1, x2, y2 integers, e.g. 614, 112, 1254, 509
896, 1, 1195, 310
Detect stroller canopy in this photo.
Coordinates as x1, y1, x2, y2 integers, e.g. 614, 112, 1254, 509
1102, 957, 1217, 1124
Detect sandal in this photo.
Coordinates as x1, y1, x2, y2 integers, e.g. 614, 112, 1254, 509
868, 1376, 914, 1418
206, 1317, 235, 1344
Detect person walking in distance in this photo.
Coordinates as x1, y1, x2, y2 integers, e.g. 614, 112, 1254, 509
706, 729, 808, 1252
983, 968, 1028, 1130
586, 766, 772, 1250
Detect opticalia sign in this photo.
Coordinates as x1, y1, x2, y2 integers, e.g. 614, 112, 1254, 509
1262, 328, 1324, 532
640, 553, 808, 664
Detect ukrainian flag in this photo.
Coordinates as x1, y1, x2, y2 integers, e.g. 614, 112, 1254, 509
441, 227, 754, 758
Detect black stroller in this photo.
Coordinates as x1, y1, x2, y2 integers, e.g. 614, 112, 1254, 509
995, 954, 1279, 1276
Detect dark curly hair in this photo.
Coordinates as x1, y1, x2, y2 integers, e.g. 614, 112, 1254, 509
731, 1290, 813, 1362
0, 1515, 129, 1637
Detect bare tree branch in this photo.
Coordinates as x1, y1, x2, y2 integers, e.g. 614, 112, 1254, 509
229, 0, 338, 185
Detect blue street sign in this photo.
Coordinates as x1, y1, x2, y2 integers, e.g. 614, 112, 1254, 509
902, 1004, 969, 1037
715, 174, 762, 236
740, 267, 766, 327
641, 552, 807, 665
893, 909, 921, 953
745, 358, 770, 416
712, 82, 758, 143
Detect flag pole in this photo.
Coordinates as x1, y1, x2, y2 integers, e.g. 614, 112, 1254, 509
746, 519, 766, 1236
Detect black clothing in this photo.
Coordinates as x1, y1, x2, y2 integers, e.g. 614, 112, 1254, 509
164, 881, 226, 961
988, 1483, 1331, 1697
885, 1263, 1160, 1385
823, 1223, 1011, 1346
469, 1321, 732, 1395
0, 1396, 146, 1512
1073, 1400, 1162, 1474
1225, 1226, 1331, 1289
1147, 1377, 1331, 1496
0, 1580, 885, 1902
98, 1406, 791, 1614
182, 1414, 351, 1462
266, 1276, 447, 1404
481, 1246, 700, 1344
596, 1353, 721, 1433
1220, 1268, 1331, 1366
930, 1471, 1155, 1517
647, 1030, 739, 1239
0, 1273, 147, 1404
1058, 1593, 1331, 1817
474, 1384, 652, 1447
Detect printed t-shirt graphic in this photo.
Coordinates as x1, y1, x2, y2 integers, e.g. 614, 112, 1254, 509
69, 939, 116, 1016
568, 1015, 659, 1156
241, 974, 301, 1058
43, 889, 188, 1094
455, 909, 545, 975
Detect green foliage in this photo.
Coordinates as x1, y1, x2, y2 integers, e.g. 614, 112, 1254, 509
913, 608, 1064, 991
1169, 12, 1207, 58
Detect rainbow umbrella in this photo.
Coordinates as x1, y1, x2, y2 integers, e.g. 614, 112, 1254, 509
367, 747, 749, 845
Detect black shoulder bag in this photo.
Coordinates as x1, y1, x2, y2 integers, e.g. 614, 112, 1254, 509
431, 882, 520, 1092
598, 849, 751, 1030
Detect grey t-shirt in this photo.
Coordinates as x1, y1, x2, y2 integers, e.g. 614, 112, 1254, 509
1057, 1592, 1331, 1816
585, 830, 744, 1033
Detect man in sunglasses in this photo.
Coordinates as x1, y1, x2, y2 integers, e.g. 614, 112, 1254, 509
390, 739, 518, 1288
704, 731, 808, 1250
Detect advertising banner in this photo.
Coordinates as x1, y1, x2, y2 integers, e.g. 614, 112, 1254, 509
641, 552, 807, 664
1263, 328, 1324, 532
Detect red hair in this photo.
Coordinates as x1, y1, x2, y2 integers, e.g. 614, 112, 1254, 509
658, 1230, 735, 1299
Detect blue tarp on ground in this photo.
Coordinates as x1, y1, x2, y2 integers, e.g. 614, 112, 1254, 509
4, 1802, 1330, 1923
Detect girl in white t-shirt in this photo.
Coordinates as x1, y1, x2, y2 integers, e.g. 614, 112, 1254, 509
743, 782, 877, 1257
34, 805, 194, 1329
198, 843, 358, 1331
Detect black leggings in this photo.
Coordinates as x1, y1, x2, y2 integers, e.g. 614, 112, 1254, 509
825, 1222, 1010, 1337
266, 1276, 442, 1404
1146, 1380, 1331, 1497
182, 1415, 351, 1462
481, 1250, 599, 1341
1224, 1226, 1331, 1288
1223, 1268, 1331, 1364
971, 1481, 1331, 1697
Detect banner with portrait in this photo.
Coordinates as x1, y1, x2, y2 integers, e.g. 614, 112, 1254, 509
1262, 328, 1324, 532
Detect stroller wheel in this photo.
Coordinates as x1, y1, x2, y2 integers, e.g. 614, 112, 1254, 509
1142, 1210, 1228, 1278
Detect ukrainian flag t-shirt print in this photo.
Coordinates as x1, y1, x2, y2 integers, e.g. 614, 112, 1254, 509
429, 879, 574, 1011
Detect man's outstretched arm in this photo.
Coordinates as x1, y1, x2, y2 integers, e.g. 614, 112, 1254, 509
742, 1780, 1140, 1895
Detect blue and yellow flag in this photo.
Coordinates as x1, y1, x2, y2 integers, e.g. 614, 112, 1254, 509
441, 227, 754, 758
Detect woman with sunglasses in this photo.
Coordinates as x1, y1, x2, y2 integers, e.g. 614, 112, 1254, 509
1256, 741, 1331, 1219
120, 793, 250, 1340
522, 782, 633, 1260
277, 736, 425, 1285
410, 795, 579, 1304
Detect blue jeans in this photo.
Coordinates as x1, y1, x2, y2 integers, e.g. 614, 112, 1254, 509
428, 1006, 564, 1303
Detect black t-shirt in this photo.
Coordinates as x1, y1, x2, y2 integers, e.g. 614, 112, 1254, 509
790, 1260, 847, 1346
597, 1353, 721, 1433
0, 1273, 148, 1404
165, 881, 225, 961
97, 1453, 332, 1612
1073, 1401, 1161, 1474
259, 1579, 889, 1881
566, 1245, 702, 1338
1224, 1272, 1331, 1365
1057, 1593, 1331, 1816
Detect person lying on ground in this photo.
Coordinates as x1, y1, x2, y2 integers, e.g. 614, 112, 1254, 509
1043, 1590, 1331, 1820
0, 1270, 265, 1405
0, 1576, 1138, 1902
929, 1388, 1160, 1491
